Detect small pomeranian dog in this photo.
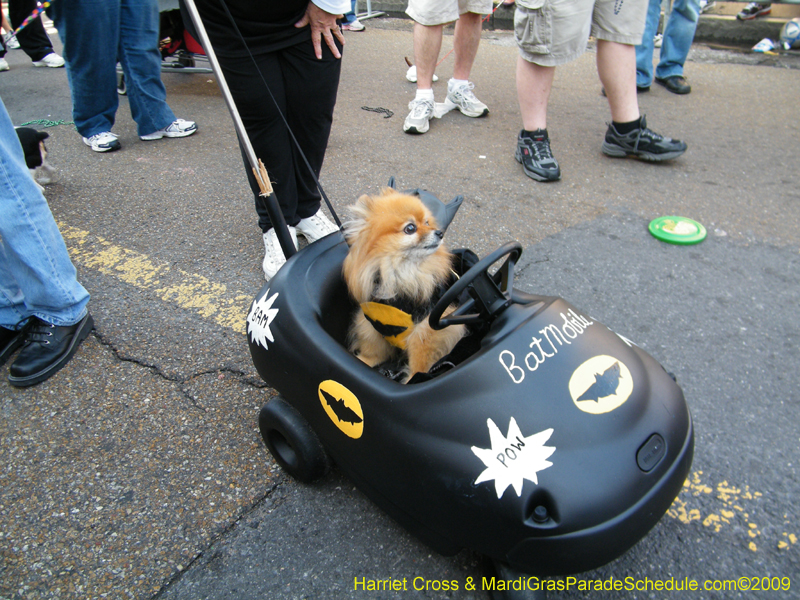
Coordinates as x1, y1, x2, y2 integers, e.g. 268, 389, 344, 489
342, 188, 466, 382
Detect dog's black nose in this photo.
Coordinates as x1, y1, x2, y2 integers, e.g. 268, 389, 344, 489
434, 229, 444, 239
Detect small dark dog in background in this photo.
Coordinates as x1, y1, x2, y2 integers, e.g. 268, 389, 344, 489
16, 127, 56, 187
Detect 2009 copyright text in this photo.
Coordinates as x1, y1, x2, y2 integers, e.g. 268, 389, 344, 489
354, 575, 792, 594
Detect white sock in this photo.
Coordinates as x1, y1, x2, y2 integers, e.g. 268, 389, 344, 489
415, 88, 435, 102
449, 78, 469, 90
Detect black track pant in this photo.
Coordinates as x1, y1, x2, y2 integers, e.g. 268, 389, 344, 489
220, 38, 342, 233
5, 0, 56, 62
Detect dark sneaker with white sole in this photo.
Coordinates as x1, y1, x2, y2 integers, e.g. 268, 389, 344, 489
736, 2, 771, 20
601, 116, 687, 161
515, 129, 561, 182
83, 131, 121, 153
8, 313, 94, 387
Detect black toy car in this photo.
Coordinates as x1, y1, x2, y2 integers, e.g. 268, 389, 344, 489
246, 188, 693, 595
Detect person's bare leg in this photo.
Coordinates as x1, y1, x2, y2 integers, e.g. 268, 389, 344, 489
516, 56, 555, 131
452, 12, 482, 81
515, 56, 560, 182
597, 39, 688, 160
413, 22, 444, 91
596, 39, 640, 123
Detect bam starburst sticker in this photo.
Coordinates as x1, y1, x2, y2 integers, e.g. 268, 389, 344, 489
471, 418, 555, 499
247, 290, 279, 350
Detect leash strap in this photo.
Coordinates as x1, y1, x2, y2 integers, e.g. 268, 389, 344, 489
9, 1, 53, 38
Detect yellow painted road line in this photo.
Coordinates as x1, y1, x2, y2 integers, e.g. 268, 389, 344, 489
669, 471, 796, 553
59, 223, 252, 335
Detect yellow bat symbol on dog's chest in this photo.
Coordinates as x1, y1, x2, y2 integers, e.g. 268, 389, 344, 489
360, 301, 414, 349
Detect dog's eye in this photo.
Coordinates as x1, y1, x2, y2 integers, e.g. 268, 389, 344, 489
403, 223, 417, 235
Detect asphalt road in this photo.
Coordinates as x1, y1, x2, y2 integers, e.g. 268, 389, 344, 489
1, 17, 799, 600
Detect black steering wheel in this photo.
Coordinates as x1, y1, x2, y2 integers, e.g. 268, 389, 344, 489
429, 242, 523, 330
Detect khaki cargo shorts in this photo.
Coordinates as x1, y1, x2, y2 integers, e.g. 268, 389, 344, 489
514, 0, 647, 66
407, 0, 493, 26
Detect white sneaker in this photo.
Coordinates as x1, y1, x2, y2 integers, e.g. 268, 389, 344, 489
4, 33, 20, 49
403, 97, 435, 134
263, 227, 298, 280
0, 58, 8, 72
443, 81, 489, 118
32, 52, 65, 68
341, 19, 365, 31
296, 209, 338, 243
82, 131, 121, 153
140, 118, 197, 140
405, 65, 438, 83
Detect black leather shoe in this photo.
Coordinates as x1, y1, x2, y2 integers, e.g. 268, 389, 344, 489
8, 313, 93, 387
1, 325, 26, 367
655, 76, 691, 95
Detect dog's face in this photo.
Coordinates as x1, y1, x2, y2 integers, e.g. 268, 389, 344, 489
342, 189, 467, 380
343, 189, 454, 304
344, 189, 445, 264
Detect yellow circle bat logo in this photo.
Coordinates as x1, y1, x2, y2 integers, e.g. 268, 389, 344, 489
318, 380, 364, 439
569, 355, 633, 414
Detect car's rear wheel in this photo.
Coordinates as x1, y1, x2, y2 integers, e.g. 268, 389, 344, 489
259, 396, 329, 483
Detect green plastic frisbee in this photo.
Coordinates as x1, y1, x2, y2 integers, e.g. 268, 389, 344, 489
648, 216, 707, 245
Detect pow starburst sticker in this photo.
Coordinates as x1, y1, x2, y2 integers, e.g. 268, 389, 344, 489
247, 290, 279, 350
471, 418, 555, 499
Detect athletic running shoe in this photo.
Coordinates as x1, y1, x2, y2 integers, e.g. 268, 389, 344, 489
699, 0, 716, 14
83, 131, 121, 153
403, 97, 435, 134
342, 19, 365, 31
443, 80, 489, 118
140, 119, 197, 140
32, 52, 65, 68
737, 3, 771, 20
296, 209, 339, 243
601, 116, 687, 161
263, 227, 298, 280
4, 33, 20, 49
405, 65, 438, 83
515, 130, 560, 182
0, 58, 9, 72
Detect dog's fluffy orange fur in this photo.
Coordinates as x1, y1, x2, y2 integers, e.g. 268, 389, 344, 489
342, 189, 465, 382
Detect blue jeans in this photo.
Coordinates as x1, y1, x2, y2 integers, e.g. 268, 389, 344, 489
48, 0, 176, 138
0, 97, 90, 329
636, 0, 700, 86
344, 0, 358, 23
